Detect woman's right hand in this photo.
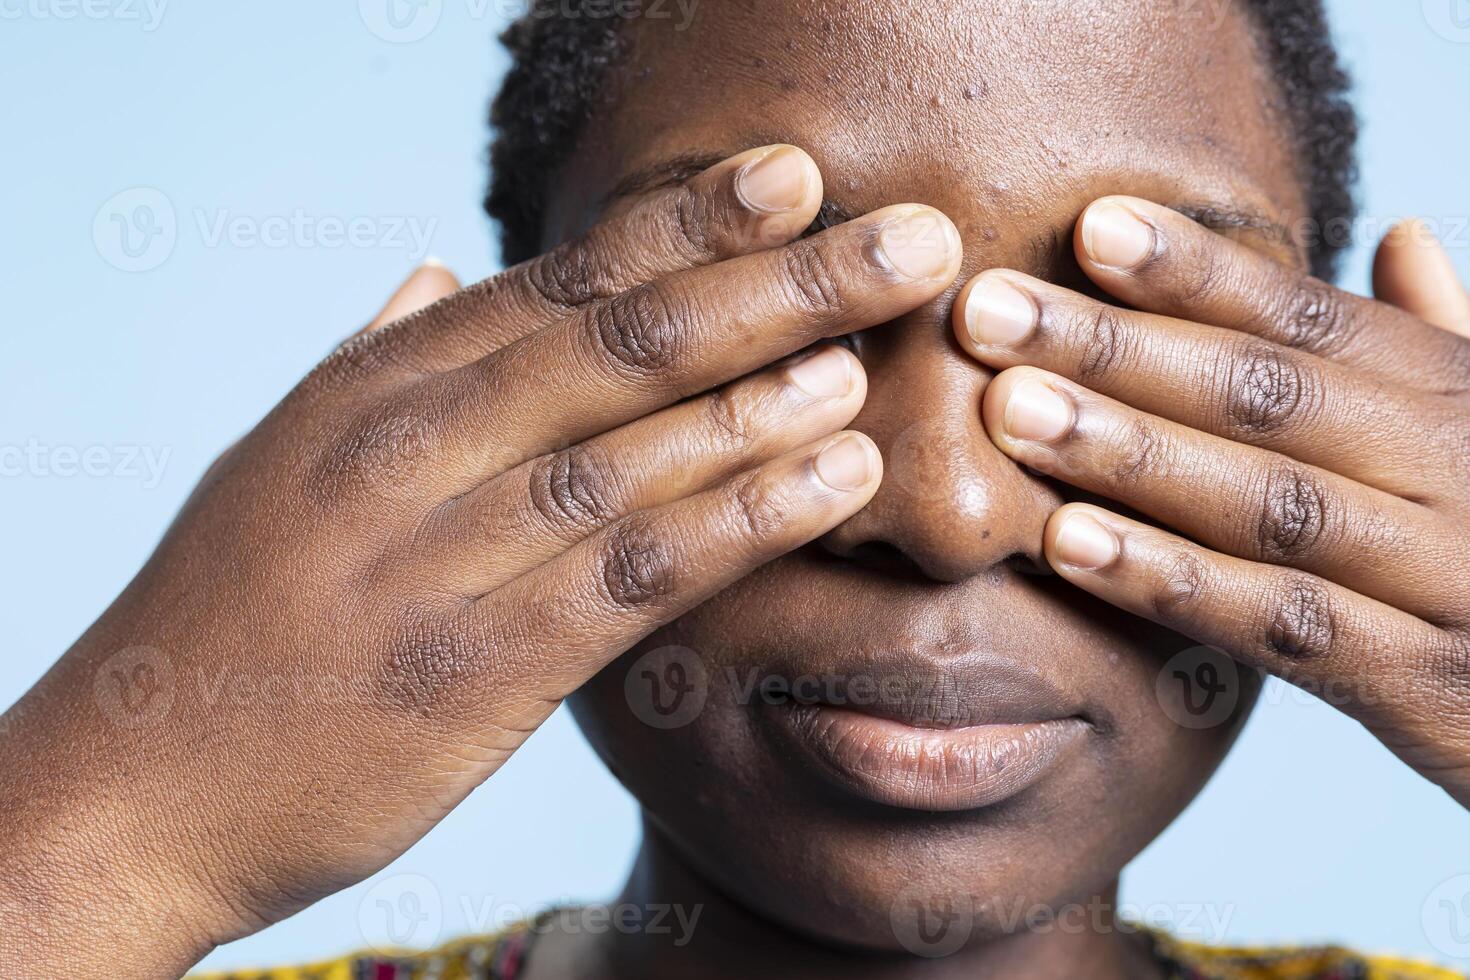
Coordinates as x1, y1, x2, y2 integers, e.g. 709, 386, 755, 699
0, 145, 961, 978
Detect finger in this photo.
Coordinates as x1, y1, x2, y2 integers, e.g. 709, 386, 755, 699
983, 367, 1470, 625
362, 260, 463, 335
455, 433, 882, 706
955, 270, 1462, 502
346, 145, 823, 376
1042, 502, 1452, 736
234, 262, 464, 481
376, 204, 959, 495
1372, 219, 1470, 338
1072, 196, 1470, 393
421, 345, 867, 594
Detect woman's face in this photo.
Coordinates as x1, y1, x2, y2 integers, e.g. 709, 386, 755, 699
559, 0, 1298, 950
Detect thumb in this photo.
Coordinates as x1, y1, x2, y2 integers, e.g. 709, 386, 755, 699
1372, 219, 1470, 338
362, 259, 463, 335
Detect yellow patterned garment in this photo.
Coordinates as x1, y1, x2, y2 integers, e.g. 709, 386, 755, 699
187, 923, 1468, 980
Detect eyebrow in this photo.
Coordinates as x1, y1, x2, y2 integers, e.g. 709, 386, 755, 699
1170, 202, 1292, 248
607, 154, 1294, 250
605, 152, 730, 203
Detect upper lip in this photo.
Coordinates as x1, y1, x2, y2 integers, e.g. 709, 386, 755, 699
753, 646, 1091, 731
694, 549, 1116, 734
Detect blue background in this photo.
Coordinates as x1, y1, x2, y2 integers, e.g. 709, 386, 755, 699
3, 2, 1469, 971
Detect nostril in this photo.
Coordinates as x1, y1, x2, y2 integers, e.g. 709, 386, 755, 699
840, 541, 928, 580
1005, 550, 1053, 576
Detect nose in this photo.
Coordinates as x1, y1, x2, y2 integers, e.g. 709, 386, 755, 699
818, 313, 1062, 582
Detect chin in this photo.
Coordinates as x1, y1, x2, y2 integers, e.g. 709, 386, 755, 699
568, 556, 1257, 951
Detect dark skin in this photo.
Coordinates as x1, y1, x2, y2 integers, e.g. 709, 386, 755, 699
2, 2, 1468, 979
548, 2, 1470, 977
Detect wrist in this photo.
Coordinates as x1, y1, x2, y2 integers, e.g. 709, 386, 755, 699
0, 677, 220, 978
0, 837, 217, 979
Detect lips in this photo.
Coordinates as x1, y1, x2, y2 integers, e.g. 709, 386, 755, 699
754, 653, 1085, 729
703, 554, 1106, 813
757, 653, 1093, 812
777, 702, 1090, 811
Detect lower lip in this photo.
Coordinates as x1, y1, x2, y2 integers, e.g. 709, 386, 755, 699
777, 705, 1090, 812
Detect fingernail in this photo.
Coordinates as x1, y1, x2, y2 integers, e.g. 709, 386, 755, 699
1004, 379, 1072, 442
814, 435, 876, 491
421, 256, 446, 269
787, 346, 854, 399
736, 146, 811, 214
1082, 202, 1155, 269
877, 208, 960, 280
1055, 512, 1119, 570
965, 276, 1037, 347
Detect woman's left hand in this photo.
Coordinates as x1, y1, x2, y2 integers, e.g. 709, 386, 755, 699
954, 196, 1470, 808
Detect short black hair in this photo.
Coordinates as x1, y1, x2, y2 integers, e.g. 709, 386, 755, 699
486, 0, 1357, 280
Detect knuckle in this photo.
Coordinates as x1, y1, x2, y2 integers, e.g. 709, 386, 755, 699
1152, 550, 1209, 623
524, 237, 619, 311
589, 283, 688, 377
1274, 278, 1353, 355
1223, 344, 1312, 436
1176, 236, 1228, 304
1109, 415, 1168, 491
726, 471, 791, 543
597, 518, 677, 611
1263, 575, 1337, 662
1255, 464, 1329, 563
377, 612, 490, 714
778, 238, 847, 316
526, 444, 618, 538
1073, 304, 1130, 384
668, 182, 718, 258
700, 386, 761, 455
310, 402, 434, 500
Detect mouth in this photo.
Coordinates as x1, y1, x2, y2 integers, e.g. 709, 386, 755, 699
757, 650, 1095, 813
672, 550, 1130, 814
776, 704, 1090, 811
